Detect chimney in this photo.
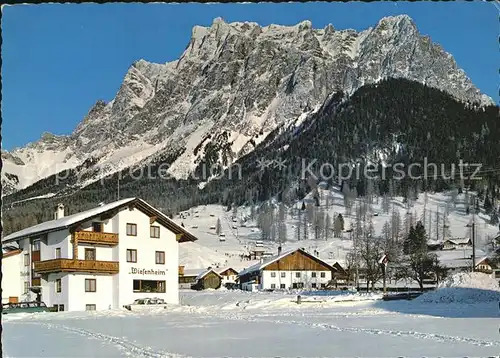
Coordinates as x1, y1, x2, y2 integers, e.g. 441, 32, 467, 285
278, 246, 282, 256
54, 203, 65, 220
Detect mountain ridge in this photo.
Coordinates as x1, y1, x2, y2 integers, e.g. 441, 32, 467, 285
2, 14, 494, 197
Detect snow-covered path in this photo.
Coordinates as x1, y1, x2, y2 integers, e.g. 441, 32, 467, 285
3, 291, 499, 357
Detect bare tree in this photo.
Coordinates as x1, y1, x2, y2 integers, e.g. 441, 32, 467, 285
333, 214, 343, 238
278, 203, 287, 243
313, 209, 325, 240
359, 234, 384, 291
381, 194, 390, 214
324, 213, 332, 241
216, 217, 222, 236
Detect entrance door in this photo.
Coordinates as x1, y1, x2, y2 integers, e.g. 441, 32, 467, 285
85, 248, 96, 261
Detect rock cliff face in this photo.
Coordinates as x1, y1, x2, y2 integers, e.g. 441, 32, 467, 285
2, 15, 493, 196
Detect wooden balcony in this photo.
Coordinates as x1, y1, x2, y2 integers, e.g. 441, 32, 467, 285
179, 265, 185, 276
74, 231, 119, 246
34, 259, 119, 274
31, 278, 41, 286
31, 250, 41, 262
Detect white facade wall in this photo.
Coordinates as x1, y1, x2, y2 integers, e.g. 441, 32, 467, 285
1, 253, 24, 304
42, 229, 71, 260
260, 270, 332, 290
9, 203, 181, 311
116, 206, 179, 307
221, 274, 237, 285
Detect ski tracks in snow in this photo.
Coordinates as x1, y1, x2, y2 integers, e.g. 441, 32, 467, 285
215, 312, 500, 348
40, 322, 190, 358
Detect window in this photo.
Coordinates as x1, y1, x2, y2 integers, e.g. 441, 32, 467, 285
280, 284, 286, 289
32, 239, 41, 251
24, 254, 29, 266
320, 272, 326, 278
55, 248, 61, 259
280, 272, 286, 278
311, 272, 317, 278
92, 222, 103, 232
133, 280, 166, 293
55, 279, 62, 293
321, 283, 326, 288
150, 226, 160, 238
85, 304, 96, 311
126, 223, 137, 236
311, 283, 317, 288
270, 272, 276, 278
126, 249, 137, 263
24, 282, 29, 294
85, 248, 96, 261
270, 284, 276, 289
295, 272, 301, 278
85, 279, 96, 292
58, 304, 65, 312
155, 251, 165, 264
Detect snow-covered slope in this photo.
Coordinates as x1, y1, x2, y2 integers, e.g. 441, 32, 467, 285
415, 272, 500, 303
177, 187, 499, 279
2, 15, 493, 196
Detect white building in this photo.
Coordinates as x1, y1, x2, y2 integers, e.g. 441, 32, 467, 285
238, 248, 336, 291
1, 246, 25, 304
1, 198, 197, 311
216, 267, 239, 286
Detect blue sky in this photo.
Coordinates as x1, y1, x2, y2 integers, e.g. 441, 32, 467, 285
2, 2, 498, 151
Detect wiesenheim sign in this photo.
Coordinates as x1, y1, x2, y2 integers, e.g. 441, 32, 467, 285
129, 268, 166, 275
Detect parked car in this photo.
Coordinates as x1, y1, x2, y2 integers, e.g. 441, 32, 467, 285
123, 297, 168, 311
2, 301, 50, 314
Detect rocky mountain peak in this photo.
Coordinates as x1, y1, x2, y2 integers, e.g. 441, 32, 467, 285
2, 15, 494, 196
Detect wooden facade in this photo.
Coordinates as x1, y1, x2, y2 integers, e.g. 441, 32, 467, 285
262, 250, 333, 272
74, 231, 119, 246
219, 268, 238, 277
34, 259, 119, 274
191, 271, 222, 290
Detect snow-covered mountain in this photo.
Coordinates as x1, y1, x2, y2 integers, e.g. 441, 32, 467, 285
2, 15, 493, 196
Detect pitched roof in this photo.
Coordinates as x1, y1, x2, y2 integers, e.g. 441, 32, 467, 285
196, 268, 222, 280
238, 248, 335, 276
444, 238, 471, 245
2, 198, 197, 243
216, 267, 238, 275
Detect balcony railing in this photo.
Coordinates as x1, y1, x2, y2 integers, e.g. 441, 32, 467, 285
34, 259, 119, 274
74, 231, 119, 246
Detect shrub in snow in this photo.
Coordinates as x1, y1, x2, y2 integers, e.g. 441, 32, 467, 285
415, 272, 500, 304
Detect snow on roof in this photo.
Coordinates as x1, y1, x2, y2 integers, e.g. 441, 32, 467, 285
2, 197, 197, 243
440, 256, 490, 269
183, 268, 208, 277
238, 248, 333, 277
196, 268, 222, 280
182, 268, 221, 280
2, 198, 136, 243
216, 267, 238, 275
444, 238, 471, 245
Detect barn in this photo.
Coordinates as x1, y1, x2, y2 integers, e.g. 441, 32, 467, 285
191, 269, 222, 290
238, 248, 337, 291
180, 268, 222, 290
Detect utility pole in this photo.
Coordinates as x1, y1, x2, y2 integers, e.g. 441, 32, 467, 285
471, 221, 476, 272
117, 173, 120, 200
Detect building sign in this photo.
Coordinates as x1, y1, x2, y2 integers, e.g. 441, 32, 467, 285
20, 271, 30, 277
129, 268, 166, 275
